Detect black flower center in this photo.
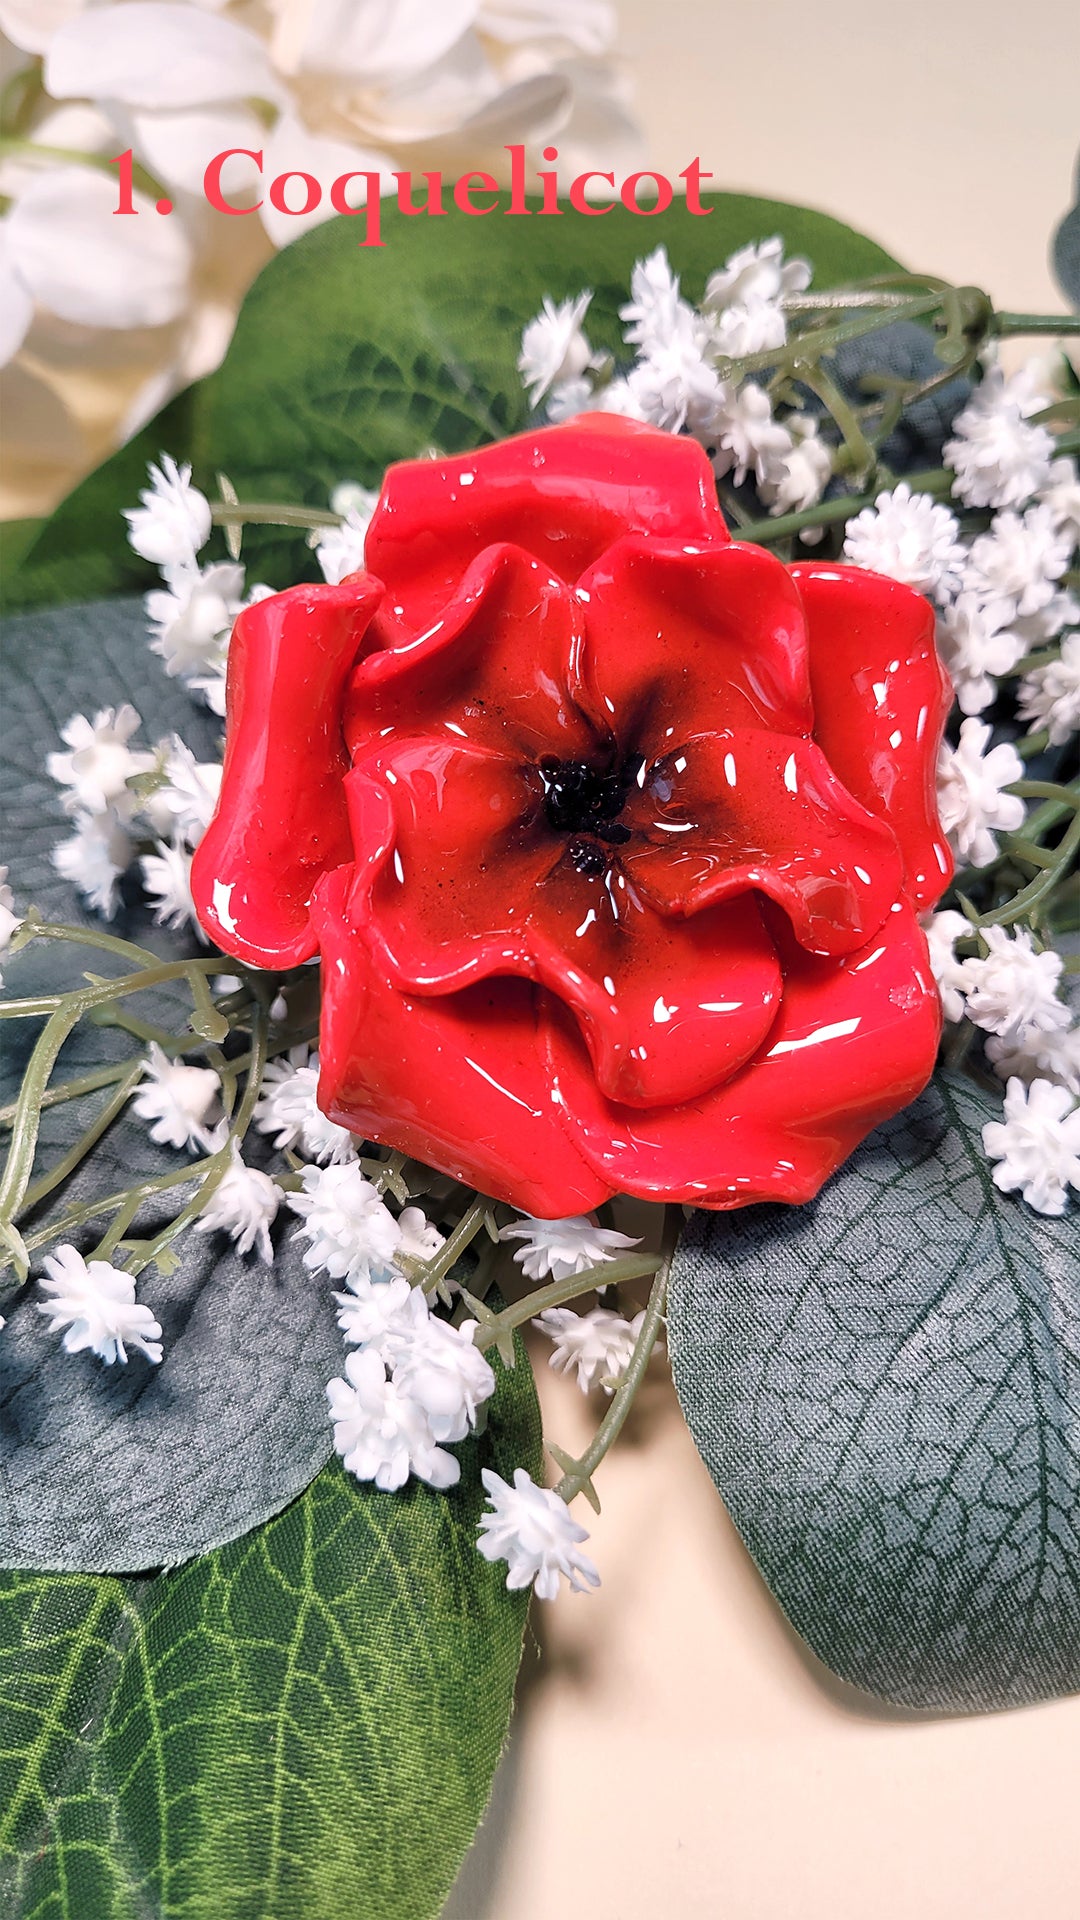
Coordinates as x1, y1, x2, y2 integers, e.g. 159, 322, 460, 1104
539, 753, 644, 875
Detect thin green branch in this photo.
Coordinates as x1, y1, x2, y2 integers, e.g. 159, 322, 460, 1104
551, 1260, 670, 1509
17, 1063, 145, 1219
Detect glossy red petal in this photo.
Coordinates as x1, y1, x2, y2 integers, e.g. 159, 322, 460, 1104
541, 901, 941, 1208
792, 562, 954, 911
344, 543, 596, 766
363, 414, 728, 636
574, 536, 813, 753
311, 867, 609, 1216
621, 729, 904, 957
191, 577, 383, 967
525, 869, 783, 1108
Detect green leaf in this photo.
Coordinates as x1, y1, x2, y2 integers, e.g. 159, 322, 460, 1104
0, 597, 339, 1573
667, 1072, 1080, 1711
0, 1338, 541, 1920
4, 193, 900, 613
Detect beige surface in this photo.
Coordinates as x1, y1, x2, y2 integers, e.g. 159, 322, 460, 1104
445, 8, 1080, 1915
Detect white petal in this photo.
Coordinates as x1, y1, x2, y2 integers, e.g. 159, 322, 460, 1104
46, 2, 282, 110
7, 168, 192, 329
0, 225, 34, 366
130, 103, 267, 197
258, 113, 392, 249
289, 0, 479, 81
0, 0, 86, 56
480, 1, 616, 56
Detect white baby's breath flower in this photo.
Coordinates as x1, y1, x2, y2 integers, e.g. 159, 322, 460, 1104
703, 236, 811, 311
189, 667, 228, 717
519, 290, 594, 406
47, 705, 154, 817
1018, 633, 1080, 746
626, 323, 728, 438
1038, 456, 1080, 544
290, 1162, 401, 1284
477, 1467, 600, 1599
334, 1273, 418, 1354
52, 809, 133, 918
758, 414, 832, 520
710, 381, 792, 489
919, 909, 972, 1023
945, 365, 1056, 510
499, 1213, 641, 1283
195, 1140, 280, 1263
396, 1205, 446, 1268
254, 1046, 358, 1164
38, 1245, 162, 1365
982, 1078, 1080, 1216
986, 1023, 1080, 1098
145, 561, 245, 678
842, 484, 966, 604
327, 1346, 460, 1492
543, 374, 597, 423
962, 504, 1072, 622
935, 593, 1025, 716
707, 297, 787, 360
959, 927, 1070, 1042
534, 1305, 645, 1394
140, 840, 207, 940
619, 246, 690, 357
0, 866, 22, 987
124, 456, 211, 570
131, 1042, 220, 1152
394, 1309, 496, 1444
936, 718, 1025, 869
314, 501, 378, 585
144, 737, 222, 846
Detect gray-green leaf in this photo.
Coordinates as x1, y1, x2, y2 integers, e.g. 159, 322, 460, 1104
667, 1072, 1080, 1711
0, 1337, 541, 1920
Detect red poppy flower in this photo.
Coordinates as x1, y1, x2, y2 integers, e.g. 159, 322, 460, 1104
192, 415, 952, 1217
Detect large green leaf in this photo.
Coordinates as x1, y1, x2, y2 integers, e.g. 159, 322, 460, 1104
0, 1337, 541, 1920
667, 1072, 1080, 1711
3, 193, 899, 613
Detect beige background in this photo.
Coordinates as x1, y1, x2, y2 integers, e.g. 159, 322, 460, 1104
445, 5, 1080, 1915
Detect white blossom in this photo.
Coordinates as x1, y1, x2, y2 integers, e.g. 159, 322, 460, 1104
959, 927, 1070, 1042
935, 594, 1025, 716
986, 1024, 1080, 1098
124, 456, 211, 570
920, 909, 972, 1023
519, 291, 595, 406
534, 1305, 645, 1393
47, 705, 154, 817
396, 1204, 446, 1268
330, 481, 380, 520
936, 718, 1024, 869
703, 236, 811, 312
290, 1162, 402, 1284
626, 324, 728, 439
38, 1245, 162, 1365
131, 1042, 220, 1152
477, 1467, 600, 1599
140, 840, 207, 940
189, 667, 228, 718
544, 374, 597, 423
499, 1213, 640, 1283
327, 1346, 460, 1492
1038, 456, 1080, 544
758, 415, 832, 521
195, 1141, 280, 1263
145, 562, 244, 678
334, 1273, 419, 1354
144, 737, 222, 846
710, 382, 793, 489
708, 297, 788, 360
982, 1078, 1080, 1216
1008, 589, 1080, 649
254, 1046, 358, 1164
0, 866, 22, 988
962, 505, 1072, 622
619, 246, 691, 357
842, 484, 966, 604
314, 501, 378, 585
393, 1308, 496, 1443
52, 809, 133, 918
945, 365, 1056, 510
1018, 634, 1080, 745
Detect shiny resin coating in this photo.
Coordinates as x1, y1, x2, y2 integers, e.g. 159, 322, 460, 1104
192, 415, 953, 1217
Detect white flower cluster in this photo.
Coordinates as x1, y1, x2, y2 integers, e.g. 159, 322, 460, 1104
2, 1, 638, 516
519, 240, 831, 525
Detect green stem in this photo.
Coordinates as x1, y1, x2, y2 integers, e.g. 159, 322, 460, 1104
211, 503, 340, 531
11, 917, 163, 970
553, 1261, 669, 1507
977, 805, 1080, 928
0, 137, 167, 203
734, 464, 954, 545
723, 290, 945, 380
994, 312, 1080, 336
17, 1063, 145, 1220
471, 1254, 663, 1353
0, 1059, 137, 1127
405, 1200, 488, 1291
0, 956, 220, 1022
